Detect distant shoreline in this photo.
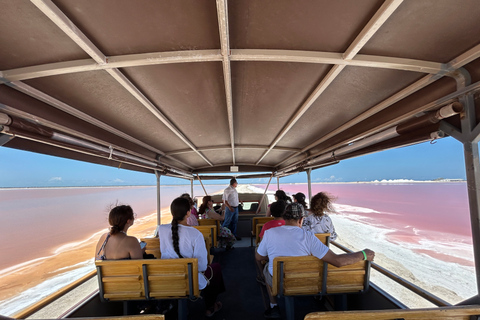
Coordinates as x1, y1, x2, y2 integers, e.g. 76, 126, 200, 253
0, 179, 466, 190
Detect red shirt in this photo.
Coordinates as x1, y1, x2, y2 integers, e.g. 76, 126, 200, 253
259, 219, 285, 238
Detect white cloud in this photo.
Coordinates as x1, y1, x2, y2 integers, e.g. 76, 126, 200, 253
49, 177, 62, 182
113, 178, 124, 183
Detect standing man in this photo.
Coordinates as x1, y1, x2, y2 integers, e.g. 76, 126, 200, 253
223, 178, 241, 240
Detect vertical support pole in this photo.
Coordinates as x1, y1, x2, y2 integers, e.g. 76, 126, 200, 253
464, 140, 480, 294
191, 179, 194, 199
277, 176, 280, 189
458, 70, 480, 295
178, 299, 188, 320
307, 168, 312, 203
154, 171, 161, 237
256, 173, 273, 214
285, 296, 295, 320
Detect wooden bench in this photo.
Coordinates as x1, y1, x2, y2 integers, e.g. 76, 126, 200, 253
251, 217, 273, 246
256, 223, 265, 245
140, 237, 161, 259
272, 255, 370, 320
198, 218, 221, 230
315, 233, 330, 246
304, 305, 480, 320
95, 258, 199, 320
193, 225, 218, 249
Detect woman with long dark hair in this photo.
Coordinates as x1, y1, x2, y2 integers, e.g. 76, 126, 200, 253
159, 197, 225, 317
95, 205, 143, 260
266, 190, 292, 217
198, 195, 236, 249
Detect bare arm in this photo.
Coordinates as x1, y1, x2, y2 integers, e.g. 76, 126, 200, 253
255, 250, 268, 262
266, 206, 271, 217
127, 237, 144, 259
321, 249, 374, 268
207, 209, 225, 221
95, 233, 108, 260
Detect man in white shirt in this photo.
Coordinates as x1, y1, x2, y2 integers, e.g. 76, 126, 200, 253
222, 178, 241, 240
256, 202, 375, 319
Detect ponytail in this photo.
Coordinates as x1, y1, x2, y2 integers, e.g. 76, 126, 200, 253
171, 219, 183, 258
170, 197, 190, 259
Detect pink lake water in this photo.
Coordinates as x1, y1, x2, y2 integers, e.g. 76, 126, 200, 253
255, 182, 473, 266
0, 182, 473, 271
0, 185, 223, 272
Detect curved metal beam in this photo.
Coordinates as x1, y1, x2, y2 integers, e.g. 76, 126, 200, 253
0, 50, 445, 83
165, 145, 301, 156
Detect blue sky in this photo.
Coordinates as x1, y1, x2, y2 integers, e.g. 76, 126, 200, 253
0, 137, 467, 188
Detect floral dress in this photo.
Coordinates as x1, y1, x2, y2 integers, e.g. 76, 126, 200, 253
202, 208, 236, 248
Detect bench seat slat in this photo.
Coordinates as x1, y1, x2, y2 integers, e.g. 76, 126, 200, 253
102, 275, 141, 282
148, 275, 186, 280
104, 292, 142, 299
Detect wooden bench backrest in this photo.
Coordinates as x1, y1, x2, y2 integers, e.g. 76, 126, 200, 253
198, 219, 220, 229
314, 233, 330, 246
304, 305, 480, 320
95, 258, 200, 301
140, 237, 161, 259
272, 256, 325, 297
193, 225, 218, 248
326, 260, 370, 294
252, 217, 273, 235
272, 255, 371, 297
256, 223, 265, 245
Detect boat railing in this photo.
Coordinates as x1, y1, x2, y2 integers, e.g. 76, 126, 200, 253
12, 270, 98, 319
331, 241, 451, 307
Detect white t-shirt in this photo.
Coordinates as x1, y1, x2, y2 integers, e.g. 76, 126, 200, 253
222, 185, 239, 207
257, 225, 329, 276
158, 224, 208, 289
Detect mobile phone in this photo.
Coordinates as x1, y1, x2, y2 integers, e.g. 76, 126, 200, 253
140, 241, 147, 249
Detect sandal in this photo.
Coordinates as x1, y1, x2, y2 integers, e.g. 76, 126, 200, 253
205, 301, 222, 317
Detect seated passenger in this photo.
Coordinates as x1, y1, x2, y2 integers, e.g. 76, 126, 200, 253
95, 205, 144, 260
159, 197, 225, 317
302, 192, 337, 240
259, 200, 286, 239
256, 203, 374, 319
198, 195, 236, 250
266, 190, 291, 217
180, 193, 199, 226
292, 192, 309, 216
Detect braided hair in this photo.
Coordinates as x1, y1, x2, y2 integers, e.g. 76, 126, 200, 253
170, 197, 191, 258
310, 192, 336, 217
108, 205, 134, 235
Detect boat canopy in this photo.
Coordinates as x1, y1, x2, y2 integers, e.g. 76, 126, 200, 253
1, 0, 480, 180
